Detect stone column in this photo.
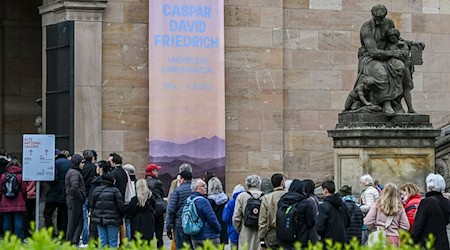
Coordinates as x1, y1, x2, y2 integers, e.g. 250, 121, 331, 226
39, 0, 107, 155
436, 131, 450, 190
328, 113, 440, 195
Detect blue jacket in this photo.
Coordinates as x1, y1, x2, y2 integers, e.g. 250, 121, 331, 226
190, 192, 221, 241
166, 181, 192, 230
46, 157, 71, 203
222, 191, 243, 243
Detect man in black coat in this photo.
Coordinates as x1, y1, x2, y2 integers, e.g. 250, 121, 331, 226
80, 149, 97, 245
65, 154, 86, 245
44, 153, 71, 236
316, 181, 350, 246
109, 152, 127, 201
145, 163, 166, 248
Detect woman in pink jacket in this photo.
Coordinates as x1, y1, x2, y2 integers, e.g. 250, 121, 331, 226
363, 183, 410, 247
0, 159, 27, 240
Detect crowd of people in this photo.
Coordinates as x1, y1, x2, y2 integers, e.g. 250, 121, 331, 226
0, 146, 450, 249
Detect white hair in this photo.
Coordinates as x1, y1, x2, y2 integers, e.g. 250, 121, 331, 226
426, 173, 446, 192
191, 178, 204, 192
246, 175, 261, 189
208, 177, 223, 195
360, 174, 374, 186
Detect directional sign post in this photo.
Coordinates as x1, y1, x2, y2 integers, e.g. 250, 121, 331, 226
22, 134, 56, 231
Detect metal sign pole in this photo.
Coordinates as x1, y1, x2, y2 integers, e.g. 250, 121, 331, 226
35, 181, 40, 232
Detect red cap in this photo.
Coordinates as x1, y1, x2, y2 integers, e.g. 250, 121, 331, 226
146, 163, 161, 173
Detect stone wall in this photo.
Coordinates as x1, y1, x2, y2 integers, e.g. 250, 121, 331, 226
101, 0, 450, 191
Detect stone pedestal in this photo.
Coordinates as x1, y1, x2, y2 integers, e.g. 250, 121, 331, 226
328, 112, 441, 195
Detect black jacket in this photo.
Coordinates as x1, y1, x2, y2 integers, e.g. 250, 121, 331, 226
277, 191, 315, 248
126, 195, 155, 242
65, 166, 86, 201
82, 161, 97, 197
145, 175, 165, 198
316, 193, 350, 244
343, 200, 363, 243
412, 191, 450, 250
90, 179, 125, 226
47, 157, 71, 203
111, 166, 127, 201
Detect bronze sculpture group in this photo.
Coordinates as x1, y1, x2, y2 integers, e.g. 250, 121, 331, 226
345, 4, 425, 115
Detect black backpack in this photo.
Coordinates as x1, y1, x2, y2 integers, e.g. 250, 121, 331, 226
276, 200, 300, 242
3, 172, 21, 199
243, 191, 263, 228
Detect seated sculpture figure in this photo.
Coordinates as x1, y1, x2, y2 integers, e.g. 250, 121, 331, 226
349, 4, 424, 115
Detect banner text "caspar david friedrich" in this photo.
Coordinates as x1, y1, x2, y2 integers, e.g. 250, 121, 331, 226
153, 4, 219, 49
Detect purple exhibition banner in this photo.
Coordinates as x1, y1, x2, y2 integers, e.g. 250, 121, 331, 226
149, 0, 225, 193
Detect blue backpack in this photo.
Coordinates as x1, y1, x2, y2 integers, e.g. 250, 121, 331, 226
182, 196, 203, 235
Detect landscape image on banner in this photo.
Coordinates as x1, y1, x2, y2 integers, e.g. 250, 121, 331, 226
150, 136, 225, 195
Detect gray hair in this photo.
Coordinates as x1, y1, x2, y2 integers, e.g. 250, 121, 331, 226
191, 178, 205, 192
207, 177, 223, 195
360, 174, 374, 186
426, 173, 446, 192
179, 163, 192, 173
246, 175, 261, 189
123, 164, 136, 175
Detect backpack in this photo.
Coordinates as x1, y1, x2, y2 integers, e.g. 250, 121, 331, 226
243, 191, 263, 228
3, 172, 21, 199
182, 196, 203, 235
276, 200, 299, 242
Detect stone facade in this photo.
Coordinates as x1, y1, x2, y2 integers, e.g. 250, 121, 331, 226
98, 0, 450, 191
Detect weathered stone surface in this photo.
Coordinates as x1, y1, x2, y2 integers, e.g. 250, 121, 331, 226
239, 27, 274, 48
102, 65, 148, 87
102, 130, 124, 152
226, 131, 261, 151
286, 90, 330, 110
284, 70, 309, 89
248, 151, 283, 170
392, 0, 422, 13
283, 0, 309, 9
318, 31, 352, 50
103, 23, 148, 45
123, 1, 148, 23
299, 30, 319, 50
261, 8, 283, 28
285, 9, 331, 29
422, 0, 440, 14
260, 48, 283, 69
248, 0, 282, 8
310, 0, 342, 11
225, 27, 239, 47
225, 48, 260, 68
103, 1, 124, 23
225, 6, 260, 27
124, 130, 148, 152
335, 148, 435, 195
310, 71, 342, 90
261, 130, 283, 151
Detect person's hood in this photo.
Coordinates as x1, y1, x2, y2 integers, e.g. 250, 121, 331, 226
208, 192, 228, 205
100, 179, 115, 187
6, 165, 22, 174
324, 193, 344, 208
288, 179, 304, 194
280, 191, 307, 205
232, 190, 244, 199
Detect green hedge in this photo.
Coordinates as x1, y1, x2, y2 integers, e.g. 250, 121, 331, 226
0, 228, 435, 250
